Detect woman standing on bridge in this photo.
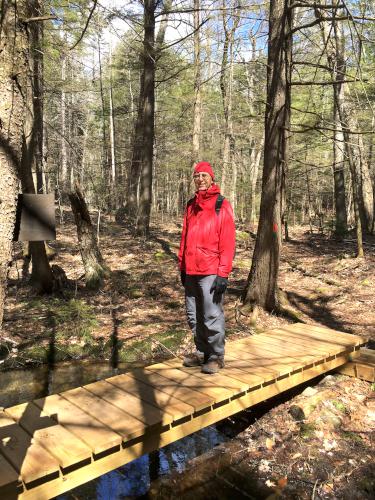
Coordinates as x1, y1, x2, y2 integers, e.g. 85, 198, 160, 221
178, 161, 236, 374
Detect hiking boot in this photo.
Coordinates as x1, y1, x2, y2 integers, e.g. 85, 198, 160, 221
201, 357, 225, 374
182, 352, 205, 367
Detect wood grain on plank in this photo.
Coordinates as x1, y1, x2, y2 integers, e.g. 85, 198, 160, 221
163, 358, 264, 392
0, 411, 59, 484
34, 394, 121, 454
5, 402, 92, 469
145, 363, 235, 400
84, 379, 173, 426
284, 323, 366, 346
106, 373, 195, 420
61, 387, 147, 442
127, 369, 215, 412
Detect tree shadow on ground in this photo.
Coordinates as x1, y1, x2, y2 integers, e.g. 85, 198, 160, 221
285, 290, 352, 333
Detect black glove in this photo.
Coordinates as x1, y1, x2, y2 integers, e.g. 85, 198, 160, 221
210, 276, 228, 295
180, 271, 186, 286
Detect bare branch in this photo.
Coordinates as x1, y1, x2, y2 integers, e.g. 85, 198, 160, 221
70, 0, 98, 50
22, 16, 58, 23
291, 78, 367, 85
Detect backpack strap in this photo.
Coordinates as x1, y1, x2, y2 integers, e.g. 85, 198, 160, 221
186, 195, 225, 215
186, 197, 194, 209
215, 194, 225, 215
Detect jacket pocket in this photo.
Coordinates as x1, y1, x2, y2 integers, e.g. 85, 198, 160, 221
196, 247, 219, 273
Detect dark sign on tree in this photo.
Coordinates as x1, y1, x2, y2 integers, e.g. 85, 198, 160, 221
13, 194, 56, 241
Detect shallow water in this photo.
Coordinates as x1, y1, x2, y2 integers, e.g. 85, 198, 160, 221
58, 425, 227, 499
0, 360, 229, 499
0, 359, 142, 408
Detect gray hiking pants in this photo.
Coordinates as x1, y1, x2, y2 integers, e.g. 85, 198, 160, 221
185, 274, 225, 360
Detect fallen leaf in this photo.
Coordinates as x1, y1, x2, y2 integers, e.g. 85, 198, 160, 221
277, 477, 288, 489
266, 437, 275, 450
291, 452, 302, 459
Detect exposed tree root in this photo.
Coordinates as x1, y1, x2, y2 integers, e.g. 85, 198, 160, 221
235, 288, 305, 327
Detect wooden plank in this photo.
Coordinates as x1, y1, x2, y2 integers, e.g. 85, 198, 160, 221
226, 342, 306, 374
145, 363, 236, 400
336, 361, 375, 382
5, 402, 92, 469
225, 350, 297, 377
0, 411, 59, 485
17, 351, 351, 500
224, 355, 281, 380
34, 394, 121, 455
336, 362, 357, 378
106, 373, 195, 421
356, 363, 375, 382
242, 334, 336, 364
234, 336, 321, 364
284, 323, 367, 346
61, 387, 148, 442
84, 379, 173, 426
352, 348, 375, 364
0, 452, 20, 494
263, 328, 348, 356
163, 358, 262, 392
127, 369, 215, 412
275, 325, 359, 350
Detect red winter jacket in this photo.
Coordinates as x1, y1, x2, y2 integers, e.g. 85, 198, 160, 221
178, 184, 236, 278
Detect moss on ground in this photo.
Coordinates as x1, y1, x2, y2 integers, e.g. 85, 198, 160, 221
299, 423, 316, 439
117, 329, 187, 363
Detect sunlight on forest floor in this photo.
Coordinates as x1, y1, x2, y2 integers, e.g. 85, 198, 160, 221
2, 211, 374, 369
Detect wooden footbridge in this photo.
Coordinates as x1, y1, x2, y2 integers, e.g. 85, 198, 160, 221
0, 323, 370, 499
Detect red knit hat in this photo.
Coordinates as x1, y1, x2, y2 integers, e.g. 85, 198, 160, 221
194, 161, 215, 180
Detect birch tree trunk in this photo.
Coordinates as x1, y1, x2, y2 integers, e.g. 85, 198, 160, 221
0, 0, 28, 327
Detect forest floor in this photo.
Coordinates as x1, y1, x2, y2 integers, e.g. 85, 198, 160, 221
1, 211, 375, 498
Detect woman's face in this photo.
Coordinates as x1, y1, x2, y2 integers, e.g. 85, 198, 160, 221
193, 172, 213, 191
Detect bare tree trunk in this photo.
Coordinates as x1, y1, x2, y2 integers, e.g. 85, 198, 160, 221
109, 42, 116, 192
192, 0, 201, 165
19, 0, 54, 293
30, 0, 44, 194
136, 0, 156, 236
220, 1, 239, 195
333, 98, 347, 235
357, 131, 374, 234
330, 13, 364, 255
125, 1, 171, 223
249, 138, 263, 227
317, 3, 364, 252
0, 0, 28, 327
98, 35, 108, 187
60, 49, 67, 191
69, 184, 109, 289
241, 0, 292, 312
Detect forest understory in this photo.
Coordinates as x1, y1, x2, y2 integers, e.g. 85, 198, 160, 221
1, 213, 374, 499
